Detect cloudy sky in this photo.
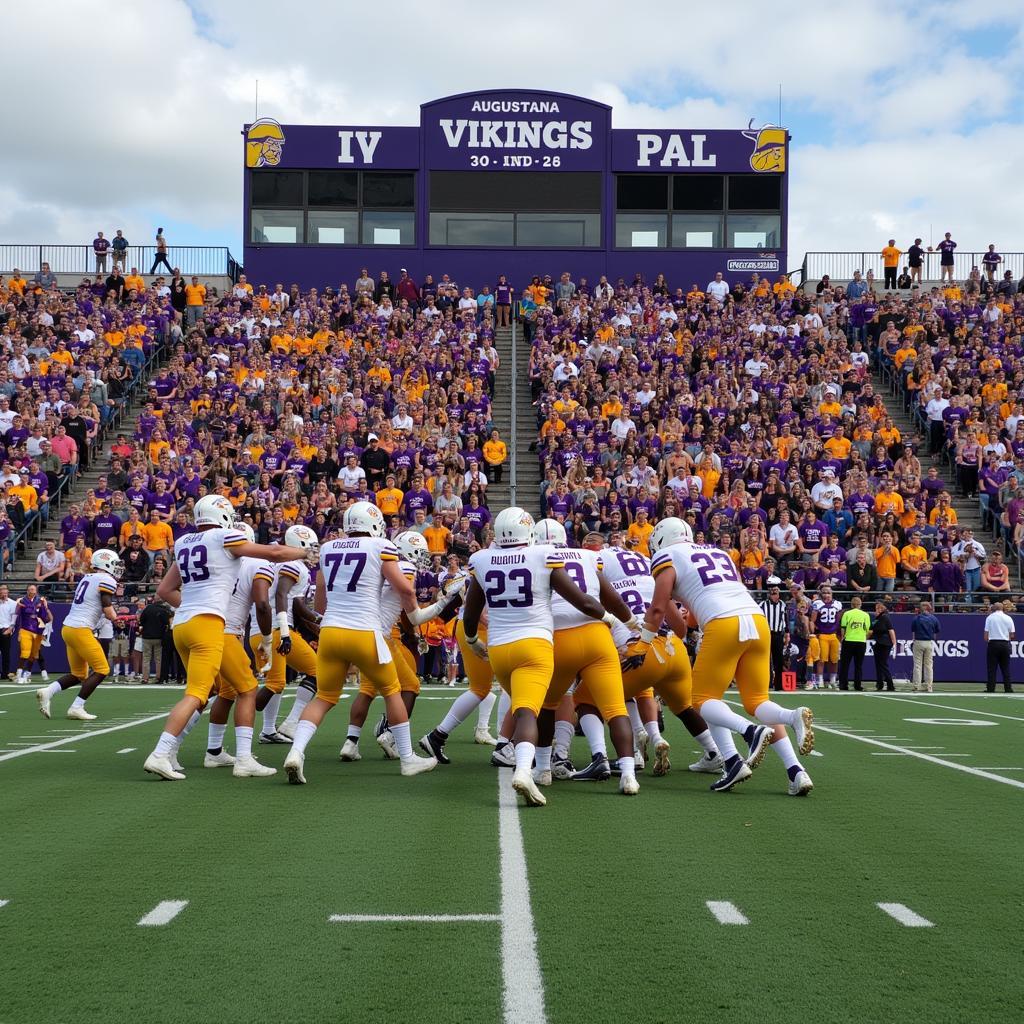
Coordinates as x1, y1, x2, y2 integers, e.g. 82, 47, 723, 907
5, 1, 1022, 272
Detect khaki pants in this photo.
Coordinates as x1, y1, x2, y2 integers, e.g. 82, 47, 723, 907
912, 639, 933, 692
141, 637, 163, 679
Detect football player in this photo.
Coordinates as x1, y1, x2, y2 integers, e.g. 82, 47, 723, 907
14, 584, 52, 685
461, 508, 631, 807
143, 495, 306, 781
808, 584, 842, 691
640, 518, 814, 792
282, 502, 441, 784
37, 549, 122, 722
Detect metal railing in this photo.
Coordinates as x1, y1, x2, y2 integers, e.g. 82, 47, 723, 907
803, 250, 1024, 284
0, 244, 242, 280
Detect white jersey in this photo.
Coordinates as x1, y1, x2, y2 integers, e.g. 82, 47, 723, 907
172, 527, 246, 626
276, 560, 312, 628
608, 574, 655, 649
600, 546, 651, 584
651, 542, 759, 628
468, 544, 565, 646
64, 571, 118, 630
551, 546, 603, 632
381, 558, 417, 632
96, 617, 114, 640
319, 535, 399, 630
227, 556, 274, 636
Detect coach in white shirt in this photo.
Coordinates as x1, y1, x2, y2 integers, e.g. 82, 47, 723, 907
984, 600, 1015, 693
0, 584, 16, 679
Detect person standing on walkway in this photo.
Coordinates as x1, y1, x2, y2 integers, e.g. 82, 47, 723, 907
150, 228, 173, 275
871, 600, 896, 691
911, 601, 941, 693
93, 231, 110, 275
759, 582, 788, 691
984, 600, 1015, 693
882, 239, 902, 290
838, 596, 871, 690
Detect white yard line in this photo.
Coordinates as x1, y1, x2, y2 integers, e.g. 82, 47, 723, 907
877, 902, 934, 928
0, 690, 35, 698
876, 695, 1024, 723
0, 713, 166, 763
116, 748, 136, 754
0, 900, 8, 909
498, 771, 548, 1024
329, 914, 500, 923
706, 901, 749, 925
978, 766, 1024, 771
813, 724, 1022, 789
138, 900, 189, 927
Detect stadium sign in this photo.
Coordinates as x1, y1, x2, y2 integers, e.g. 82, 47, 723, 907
727, 257, 781, 273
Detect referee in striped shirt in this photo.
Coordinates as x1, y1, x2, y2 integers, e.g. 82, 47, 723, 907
760, 580, 788, 691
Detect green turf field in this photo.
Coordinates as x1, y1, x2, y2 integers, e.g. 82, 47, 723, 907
2, 682, 1022, 1024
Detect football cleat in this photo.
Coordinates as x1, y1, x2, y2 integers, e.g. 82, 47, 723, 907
204, 750, 236, 768
259, 731, 291, 744
170, 753, 186, 775
793, 706, 815, 755
374, 712, 389, 739
143, 753, 186, 781
689, 752, 725, 774
634, 748, 645, 771
745, 725, 773, 770
276, 720, 297, 740
233, 755, 277, 778
533, 768, 553, 787
283, 749, 306, 784
551, 755, 576, 780
339, 739, 362, 762
788, 769, 814, 796
400, 753, 437, 777
710, 759, 753, 792
636, 728, 649, 763
652, 739, 672, 777
474, 727, 498, 746
377, 729, 398, 760
66, 705, 97, 721
570, 753, 611, 782
619, 773, 640, 796
512, 770, 547, 807
419, 731, 450, 765
41, 671, 49, 681
490, 741, 515, 768
35, 687, 52, 719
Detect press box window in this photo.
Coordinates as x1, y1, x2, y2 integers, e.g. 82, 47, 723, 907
251, 209, 303, 244
616, 175, 669, 211
307, 211, 358, 245
727, 214, 781, 249
362, 173, 415, 208
250, 171, 304, 207
728, 175, 782, 211
307, 171, 358, 207
672, 175, 724, 211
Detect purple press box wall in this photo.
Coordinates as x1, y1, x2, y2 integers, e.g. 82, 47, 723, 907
37, 608, 1024, 684
241, 89, 790, 289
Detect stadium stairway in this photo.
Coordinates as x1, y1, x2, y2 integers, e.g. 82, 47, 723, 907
872, 368, 987, 541
493, 325, 541, 517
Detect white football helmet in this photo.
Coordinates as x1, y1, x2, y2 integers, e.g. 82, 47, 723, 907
648, 516, 693, 554
343, 500, 386, 538
533, 518, 567, 546
234, 520, 255, 543
396, 531, 431, 570
493, 506, 535, 548
91, 548, 124, 580
194, 494, 236, 529
285, 524, 320, 563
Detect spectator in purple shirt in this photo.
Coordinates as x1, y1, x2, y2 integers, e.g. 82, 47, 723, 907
59, 504, 88, 548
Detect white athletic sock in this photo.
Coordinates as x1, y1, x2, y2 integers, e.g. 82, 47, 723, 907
828, 674, 838, 688
16, 669, 25, 683
207, 722, 227, 751
771, 734, 801, 771
643, 720, 663, 746
347, 722, 363, 739
175, 709, 202, 748
283, 686, 314, 727
44, 681, 61, 699
390, 721, 413, 759
497, 688, 511, 730
579, 713, 608, 757
816, 674, 825, 688
235, 725, 253, 759
262, 692, 282, 735
291, 720, 317, 755
476, 691, 496, 728
153, 731, 177, 756
552, 719, 574, 759
754, 700, 801, 727
626, 700, 644, 740
693, 729, 718, 755
514, 741, 536, 773
438, 690, 483, 735
709, 724, 739, 761
535, 746, 552, 772
618, 755, 636, 778
699, 698, 753, 736
70, 696, 86, 711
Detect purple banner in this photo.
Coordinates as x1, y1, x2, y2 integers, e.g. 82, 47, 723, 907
610, 126, 788, 174
244, 122, 419, 170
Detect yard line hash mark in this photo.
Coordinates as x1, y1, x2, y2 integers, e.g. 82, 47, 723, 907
116, 748, 136, 754
330, 914, 500, 923
877, 903, 934, 928
138, 900, 189, 927
706, 901, 749, 925
0, 714, 166, 762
